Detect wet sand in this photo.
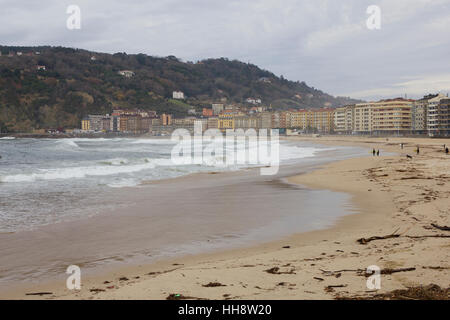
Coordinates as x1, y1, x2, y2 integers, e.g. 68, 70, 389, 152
2, 136, 449, 299
0, 143, 367, 297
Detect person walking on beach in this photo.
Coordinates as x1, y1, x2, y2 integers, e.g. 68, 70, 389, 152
401, 143, 404, 149
377, 150, 380, 156
373, 148, 376, 156
446, 147, 449, 155
416, 146, 420, 155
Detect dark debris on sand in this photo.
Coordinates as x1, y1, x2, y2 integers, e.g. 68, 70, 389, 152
337, 284, 449, 300
202, 282, 227, 287
166, 293, 207, 300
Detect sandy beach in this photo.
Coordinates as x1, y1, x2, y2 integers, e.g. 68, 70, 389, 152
2, 136, 449, 300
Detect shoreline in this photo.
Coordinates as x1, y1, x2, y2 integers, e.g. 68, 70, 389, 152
2, 136, 449, 299
0, 142, 365, 296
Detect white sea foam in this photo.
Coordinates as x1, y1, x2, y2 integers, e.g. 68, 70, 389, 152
63, 140, 79, 148
0, 140, 327, 185
107, 179, 140, 188
0, 161, 158, 182
130, 139, 177, 145
0, 136, 16, 140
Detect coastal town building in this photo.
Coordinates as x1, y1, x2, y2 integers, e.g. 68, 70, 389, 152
427, 93, 449, 137
101, 117, 111, 132
110, 114, 120, 132
333, 107, 347, 133
353, 103, 374, 134
141, 117, 152, 132
77, 109, 157, 133
161, 113, 173, 126
81, 117, 90, 131
202, 108, 213, 117
80, 93, 450, 137
437, 98, 450, 136
207, 117, 219, 129
271, 112, 281, 129
310, 108, 334, 133
234, 116, 259, 129
194, 119, 208, 132
172, 91, 184, 99
279, 111, 291, 129
212, 104, 224, 115
260, 112, 272, 129
245, 98, 262, 105
218, 114, 235, 131
334, 106, 354, 134
289, 110, 306, 129
288, 108, 334, 133
87, 115, 104, 132
118, 70, 135, 78
412, 94, 437, 134
371, 98, 413, 135
119, 116, 129, 132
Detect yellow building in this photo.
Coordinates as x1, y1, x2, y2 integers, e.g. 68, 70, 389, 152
119, 116, 129, 132
311, 109, 334, 133
161, 113, 173, 126
218, 114, 235, 131
289, 110, 309, 130
81, 118, 90, 131
372, 98, 413, 134
287, 108, 334, 133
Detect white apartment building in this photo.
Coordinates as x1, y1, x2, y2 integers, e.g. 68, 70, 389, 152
412, 94, 437, 134
212, 103, 224, 115
353, 103, 373, 134
333, 107, 346, 133
172, 91, 185, 99
427, 93, 448, 136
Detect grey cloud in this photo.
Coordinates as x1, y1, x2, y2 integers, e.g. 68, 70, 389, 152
1, 0, 449, 100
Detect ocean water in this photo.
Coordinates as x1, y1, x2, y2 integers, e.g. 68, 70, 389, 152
0, 137, 330, 233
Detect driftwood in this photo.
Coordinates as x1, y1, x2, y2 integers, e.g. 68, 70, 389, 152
406, 234, 450, 239
202, 282, 226, 287
321, 267, 415, 277
357, 230, 400, 245
400, 176, 431, 180
313, 277, 324, 281
327, 284, 347, 288
423, 266, 450, 270
25, 292, 53, 296
320, 269, 363, 276
375, 267, 415, 276
431, 224, 450, 231
325, 284, 348, 293
357, 227, 450, 244
166, 293, 207, 300
264, 267, 296, 275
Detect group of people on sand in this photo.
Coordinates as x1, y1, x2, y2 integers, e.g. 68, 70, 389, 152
373, 143, 449, 160
399, 143, 449, 157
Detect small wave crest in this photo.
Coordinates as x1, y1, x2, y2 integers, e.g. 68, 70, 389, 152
0, 160, 159, 183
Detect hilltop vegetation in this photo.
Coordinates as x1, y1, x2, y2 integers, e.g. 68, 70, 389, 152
0, 46, 360, 132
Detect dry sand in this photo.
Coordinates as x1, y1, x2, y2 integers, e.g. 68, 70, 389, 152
4, 136, 450, 300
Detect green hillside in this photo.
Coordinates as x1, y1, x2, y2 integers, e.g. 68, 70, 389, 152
0, 45, 360, 132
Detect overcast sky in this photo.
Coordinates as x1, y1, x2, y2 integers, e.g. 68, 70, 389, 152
1, 0, 449, 101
